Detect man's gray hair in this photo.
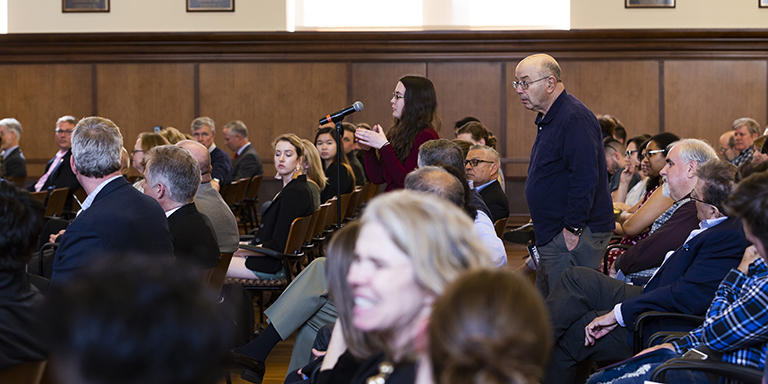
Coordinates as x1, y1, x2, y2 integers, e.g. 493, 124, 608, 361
144, 145, 201, 204
191, 117, 215, 134
668, 138, 718, 166
57, 115, 78, 126
0, 118, 23, 141
405, 166, 464, 208
418, 139, 465, 171
468, 144, 500, 165
71, 117, 123, 178
224, 120, 248, 138
733, 117, 761, 136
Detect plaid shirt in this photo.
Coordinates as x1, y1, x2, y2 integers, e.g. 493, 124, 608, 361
731, 146, 754, 167
672, 257, 768, 372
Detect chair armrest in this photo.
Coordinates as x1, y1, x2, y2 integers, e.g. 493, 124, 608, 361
603, 243, 632, 275
650, 358, 762, 383
647, 331, 688, 348
239, 245, 281, 260
633, 311, 705, 354
240, 235, 254, 242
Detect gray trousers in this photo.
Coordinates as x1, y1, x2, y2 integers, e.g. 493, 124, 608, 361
543, 266, 643, 384
535, 226, 611, 298
264, 258, 338, 373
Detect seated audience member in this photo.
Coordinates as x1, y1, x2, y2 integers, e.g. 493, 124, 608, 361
0, 118, 26, 180
453, 116, 479, 137
0, 180, 47, 370
222, 120, 264, 181
142, 145, 220, 270
465, 145, 509, 222
51, 117, 174, 286
605, 138, 641, 199
731, 117, 761, 166
614, 134, 651, 207
613, 126, 626, 145
451, 139, 472, 159
315, 127, 355, 203
191, 116, 232, 186
131, 132, 169, 193
417, 139, 506, 266
420, 269, 551, 384
29, 116, 81, 204
231, 223, 364, 380
226, 134, 314, 279
543, 157, 747, 384
159, 126, 188, 144
176, 140, 239, 254
588, 167, 768, 384
317, 190, 495, 384
456, 121, 505, 192
718, 130, 738, 163
605, 137, 711, 275
119, 147, 130, 176
598, 114, 621, 141
341, 122, 367, 186
42, 256, 231, 384
300, 138, 327, 210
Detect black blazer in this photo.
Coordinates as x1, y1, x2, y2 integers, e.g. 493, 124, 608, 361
168, 202, 221, 269
479, 179, 509, 222
247, 175, 314, 273
1, 147, 26, 179
231, 143, 264, 180
37, 150, 80, 192
51, 177, 175, 286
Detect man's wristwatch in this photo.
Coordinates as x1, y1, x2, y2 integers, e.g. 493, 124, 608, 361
565, 226, 583, 237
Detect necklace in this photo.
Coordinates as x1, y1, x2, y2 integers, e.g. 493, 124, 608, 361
365, 361, 394, 384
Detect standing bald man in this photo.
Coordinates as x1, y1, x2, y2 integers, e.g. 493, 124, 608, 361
515, 54, 614, 297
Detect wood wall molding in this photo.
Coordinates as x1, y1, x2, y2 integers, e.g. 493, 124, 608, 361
2, 30, 768, 63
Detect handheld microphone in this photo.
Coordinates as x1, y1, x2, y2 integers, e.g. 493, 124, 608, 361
319, 101, 364, 125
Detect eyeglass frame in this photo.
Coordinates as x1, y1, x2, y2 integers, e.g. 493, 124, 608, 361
625, 149, 638, 158
131, 149, 144, 155
55, 128, 73, 135
689, 188, 714, 207
643, 149, 665, 160
465, 158, 495, 167
512, 76, 551, 90
392, 92, 404, 100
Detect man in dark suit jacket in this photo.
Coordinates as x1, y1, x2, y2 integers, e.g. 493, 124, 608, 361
28, 117, 81, 211
51, 117, 175, 287
0, 118, 27, 180
542, 158, 746, 384
222, 120, 263, 181
191, 116, 232, 186
465, 145, 509, 222
143, 144, 220, 270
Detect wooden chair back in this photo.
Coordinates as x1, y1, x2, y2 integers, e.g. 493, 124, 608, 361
324, 197, 338, 230
0, 360, 47, 384
220, 181, 239, 208
6, 176, 25, 188
493, 217, 509, 238
313, 203, 331, 239
206, 252, 234, 295
344, 187, 362, 220
234, 177, 250, 205
30, 191, 47, 204
245, 175, 262, 200
284, 215, 313, 255
336, 192, 352, 226
45, 187, 69, 217
305, 208, 321, 245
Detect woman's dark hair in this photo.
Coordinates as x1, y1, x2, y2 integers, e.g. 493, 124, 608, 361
388, 75, 439, 163
326, 222, 384, 360
429, 269, 551, 384
643, 132, 680, 193
314, 127, 350, 166
456, 122, 497, 150
0, 180, 44, 271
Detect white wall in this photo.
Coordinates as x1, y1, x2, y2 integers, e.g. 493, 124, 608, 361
9, 0, 286, 33
571, 0, 768, 29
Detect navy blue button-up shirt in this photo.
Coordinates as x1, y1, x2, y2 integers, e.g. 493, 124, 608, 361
524, 90, 615, 246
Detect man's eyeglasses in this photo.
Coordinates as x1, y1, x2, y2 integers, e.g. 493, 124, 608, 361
644, 149, 665, 160
690, 189, 713, 206
512, 77, 550, 90
192, 132, 211, 138
55, 128, 73, 135
465, 159, 494, 167
625, 149, 638, 158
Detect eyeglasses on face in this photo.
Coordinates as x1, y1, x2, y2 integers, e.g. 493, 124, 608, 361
132, 149, 144, 155
690, 188, 713, 207
512, 76, 550, 90
392, 92, 404, 100
465, 159, 494, 167
625, 149, 638, 157
192, 132, 211, 138
644, 149, 665, 159
55, 128, 73, 135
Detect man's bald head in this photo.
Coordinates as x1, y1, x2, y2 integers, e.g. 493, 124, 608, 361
177, 139, 211, 176
517, 54, 562, 82
405, 166, 464, 208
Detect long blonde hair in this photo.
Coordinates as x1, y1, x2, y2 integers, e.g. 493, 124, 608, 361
300, 139, 327, 190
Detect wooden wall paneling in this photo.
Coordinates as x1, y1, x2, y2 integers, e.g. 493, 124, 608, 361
561, 61, 661, 138
428, 62, 503, 142
96, 63, 196, 172
349, 63, 427, 133
664, 60, 768, 147
0, 64, 93, 177
199, 63, 348, 176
